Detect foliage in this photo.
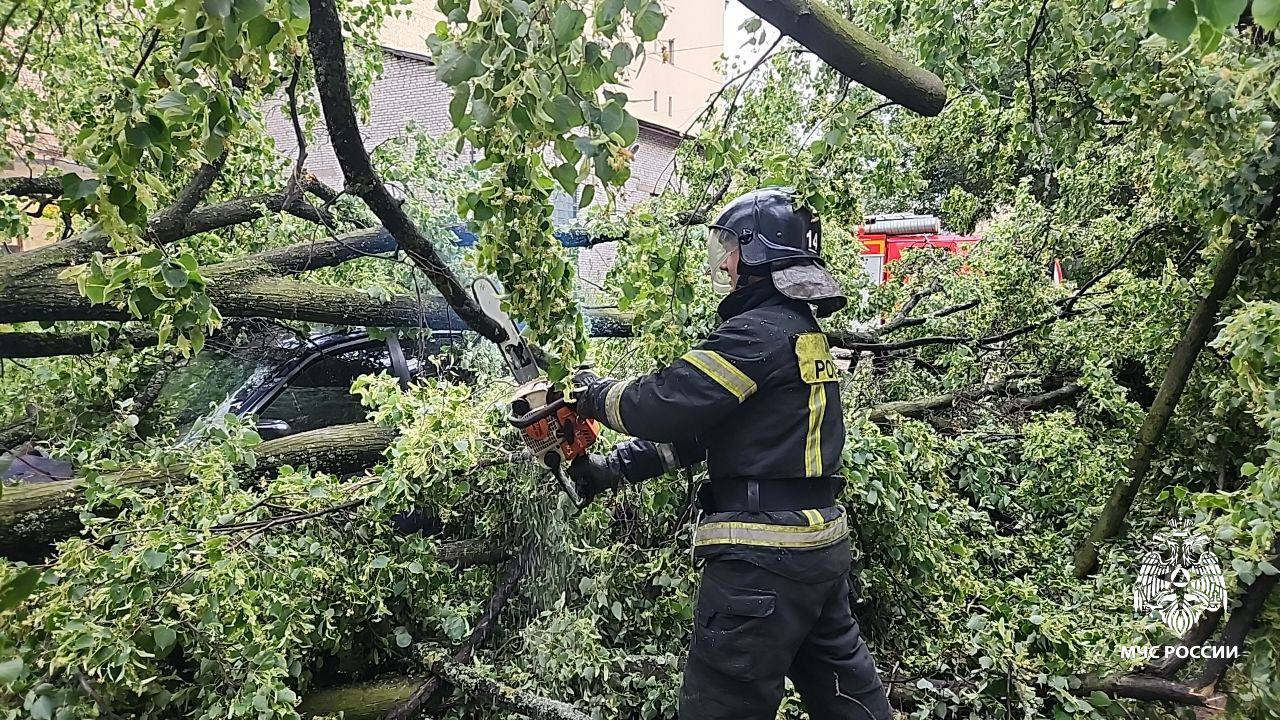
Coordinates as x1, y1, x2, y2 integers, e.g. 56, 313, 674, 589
426, 0, 665, 380
3, 0, 1280, 718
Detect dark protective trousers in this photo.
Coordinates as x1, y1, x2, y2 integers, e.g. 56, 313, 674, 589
678, 558, 892, 720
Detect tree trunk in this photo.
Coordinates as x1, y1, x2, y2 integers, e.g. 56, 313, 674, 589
1073, 237, 1258, 577
0, 421, 398, 559
738, 0, 947, 116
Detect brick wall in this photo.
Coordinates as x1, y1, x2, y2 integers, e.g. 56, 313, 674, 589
264, 48, 687, 306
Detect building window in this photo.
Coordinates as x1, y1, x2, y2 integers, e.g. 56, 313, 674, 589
667, 95, 673, 117
551, 190, 578, 225
652, 90, 658, 111
659, 39, 675, 63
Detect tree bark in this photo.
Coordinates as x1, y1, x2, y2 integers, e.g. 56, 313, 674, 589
866, 380, 1013, 424
1189, 537, 1280, 694
0, 328, 159, 359
1073, 238, 1260, 577
305, 0, 508, 346
0, 421, 398, 559
738, 0, 947, 116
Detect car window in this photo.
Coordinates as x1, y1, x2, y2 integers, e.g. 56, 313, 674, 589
256, 343, 392, 438
155, 348, 272, 434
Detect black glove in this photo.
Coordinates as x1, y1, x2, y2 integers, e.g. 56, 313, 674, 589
567, 453, 623, 504
567, 367, 603, 417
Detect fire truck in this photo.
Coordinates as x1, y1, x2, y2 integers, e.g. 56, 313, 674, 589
858, 213, 1067, 286
856, 214, 981, 285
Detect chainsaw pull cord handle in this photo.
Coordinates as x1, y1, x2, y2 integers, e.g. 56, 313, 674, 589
507, 396, 568, 428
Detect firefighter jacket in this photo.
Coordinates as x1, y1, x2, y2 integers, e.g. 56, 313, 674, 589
577, 279, 845, 491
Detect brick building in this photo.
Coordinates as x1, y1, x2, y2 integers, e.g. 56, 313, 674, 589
263, 1, 724, 304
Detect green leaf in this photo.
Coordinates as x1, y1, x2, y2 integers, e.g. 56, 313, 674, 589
551, 162, 578, 193
610, 41, 633, 67
233, 0, 266, 22
1256, 0, 1280, 30
0, 658, 22, 684
0, 569, 39, 613
204, 0, 231, 19
594, 0, 624, 34
129, 286, 164, 318
142, 548, 169, 569
548, 94, 583, 130
437, 48, 481, 85
600, 102, 624, 134
370, 555, 390, 569
618, 111, 639, 146
578, 183, 595, 208
246, 16, 280, 45
1149, 0, 1197, 41
394, 628, 412, 647
125, 124, 152, 148
1197, 0, 1247, 30
449, 84, 470, 127
1242, 461, 1259, 476
288, 0, 310, 32
552, 5, 587, 44
160, 262, 189, 289
633, 3, 665, 41
153, 625, 177, 651
30, 695, 54, 720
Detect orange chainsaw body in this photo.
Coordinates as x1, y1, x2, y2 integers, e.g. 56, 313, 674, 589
510, 378, 600, 471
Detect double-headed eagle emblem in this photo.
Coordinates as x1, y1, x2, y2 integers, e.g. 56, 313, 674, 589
1134, 527, 1227, 636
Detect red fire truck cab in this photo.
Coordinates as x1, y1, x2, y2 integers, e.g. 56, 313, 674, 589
856, 214, 981, 284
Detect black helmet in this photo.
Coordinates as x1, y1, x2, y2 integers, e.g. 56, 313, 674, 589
709, 187, 823, 268
707, 187, 847, 317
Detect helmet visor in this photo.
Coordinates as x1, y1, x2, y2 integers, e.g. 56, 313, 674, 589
707, 227, 738, 295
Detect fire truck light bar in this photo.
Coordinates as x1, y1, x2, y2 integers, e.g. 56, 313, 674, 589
863, 214, 942, 236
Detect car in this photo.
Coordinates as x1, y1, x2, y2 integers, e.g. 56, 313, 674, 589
1, 324, 466, 485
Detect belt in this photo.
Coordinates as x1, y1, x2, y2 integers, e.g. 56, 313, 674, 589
702, 477, 842, 512
694, 509, 848, 550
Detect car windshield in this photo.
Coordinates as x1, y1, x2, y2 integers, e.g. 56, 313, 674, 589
153, 349, 270, 435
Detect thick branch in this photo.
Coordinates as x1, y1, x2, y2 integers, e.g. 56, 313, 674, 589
305, 0, 506, 345
877, 298, 979, 336
426, 659, 589, 720
0, 328, 158, 359
0, 175, 62, 197
148, 153, 230, 242
1190, 537, 1280, 693
0, 421, 398, 560
209, 229, 396, 278
1073, 237, 1265, 576
865, 380, 1014, 424
1074, 674, 1209, 706
0, 187, 334, 292
738, 0, 946, 115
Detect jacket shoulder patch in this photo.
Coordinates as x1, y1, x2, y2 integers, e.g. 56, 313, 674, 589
794, 333, 838, 384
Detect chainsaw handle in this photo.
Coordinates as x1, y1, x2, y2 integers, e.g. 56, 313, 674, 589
507, 397, 568, 429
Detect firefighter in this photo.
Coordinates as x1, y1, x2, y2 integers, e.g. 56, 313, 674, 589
568, 188, 892, 720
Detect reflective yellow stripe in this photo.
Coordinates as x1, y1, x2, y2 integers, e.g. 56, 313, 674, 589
694, 513, 848, 549
802, 509, 823, 526
681, 349, 756, 401
604, 379, 632, 433
804, 383, 826, 476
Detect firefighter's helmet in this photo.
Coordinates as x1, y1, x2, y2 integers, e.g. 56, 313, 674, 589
707, 187, 847, 317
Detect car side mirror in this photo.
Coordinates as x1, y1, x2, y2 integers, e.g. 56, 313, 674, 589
256, 419, 293, 440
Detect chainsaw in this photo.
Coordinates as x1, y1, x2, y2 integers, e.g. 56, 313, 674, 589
471, 278, 600, 508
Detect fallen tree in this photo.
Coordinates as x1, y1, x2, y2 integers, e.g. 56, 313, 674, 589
0, 421, 397, 559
